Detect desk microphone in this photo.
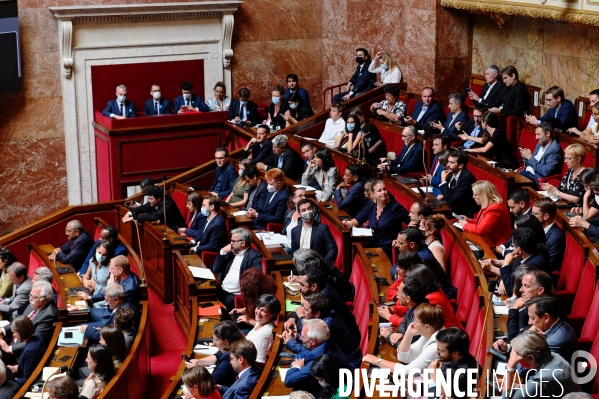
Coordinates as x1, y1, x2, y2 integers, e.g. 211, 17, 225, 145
162, 174, 168, 240
41, 366, 69, 396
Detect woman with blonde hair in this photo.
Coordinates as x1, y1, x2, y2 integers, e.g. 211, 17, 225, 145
457, 180, 512, 246
421, 215, 446, 272
541, 143, 585, 206
225, 159, 251, 207
369, 51, 401, 85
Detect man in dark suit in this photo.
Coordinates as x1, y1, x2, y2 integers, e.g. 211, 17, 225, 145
438, 148, 480, 218
284, 73, 311, 109
189, 196, 227, 256
144, 83, 172, 116
257, 134, 304, 181
378, 125, 423, 175
220, 340, 261, 399
431, 93, 469, 142
527, 86, 578, 131
209, 147, 238, 199
519, 122, 564, 188
333, 47, 376, 102
291, 200, 338, 265
468, 65, 506, 108
228, 87, 261, 126
423, 135, 450, 198
0, 360, 19, 399
301, 142, 316, 172
213, 228, 263, 311
123, 185, 186, 232
49, 220, 95, 272
334, 164, 368, 218
242, 166, 268, 211
490, 65, 530, 117
101, 84, 136, 119
457, 104, 486, 149
403, 87, 446, 131
532, 198, 565, 272
241, 125, 272, 164
114, 306, 137, 351
247, 167, 290, 229
173, 80, 210, 114
0, 263, 31, 320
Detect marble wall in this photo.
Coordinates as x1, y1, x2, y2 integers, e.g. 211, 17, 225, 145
473, 15, 599, 102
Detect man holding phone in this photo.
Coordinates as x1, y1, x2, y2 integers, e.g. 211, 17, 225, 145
468, 65, 506, 108
438, 148, 479, 218
403, 87, 445, 130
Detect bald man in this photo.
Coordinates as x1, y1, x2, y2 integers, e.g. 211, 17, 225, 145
49, 220, 94, 272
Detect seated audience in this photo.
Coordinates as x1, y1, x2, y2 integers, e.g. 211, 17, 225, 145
291, 199, 338, 267
423, 134, 451, 197
178, 192, 204, 240
333, 47, 376, 102
526, 86, 578, 131
284, 92, 314, 127
380, 279, 425, 348
370, 85, 406, 124
231, 268, 277, 328
264, 84, 290, 130
519, 122, 564, 189
310, 354, 352, 399
334, 164, 368, 218
228, 87, 261, 126
0, 248, 16, 298
358, 123, 387, 166
369, 51, 402, 85
99, 325, 127, 370
189, 196, 227, 256
495, 213, 545, 262
378, 125, 423, 175
381, 251, 422, 327
114, 306, 137, 351
568, 89, 599, 137
224, 160, 251, 208
9, 316, 47, 386
125, 177, 155, 208
350, 106, 369, 130
457, 103, 486, 150
333, 113, 362, 152
185, 322, 246, 387
531, 198, 565, 272
438, 148, 480, 218
430, 93, 468, 142
501, 331, 580, 399
206, 81, 231, 112
101, 84, 136, 119
209, 147, 237, 199
468, 65, 506, 108
174, 80, 210, 114
81, 225, 128, 275
301, 148, 341, 202
421, 215, 446, 272
49, 219, 95, 272
573, 167, 599, 218
123, 185, 186, 232
457, 180, 512, 246
144, 83, 172, 116
258, 134, 304, 181
284, 73, 311, 108
220, 340, 261, 399
465, 111, 517, 169
79, 345, 116, 398
246, 168, 290, 229
213, 228, 263, 311
489, 65, 530, 117
578, 102, 599, 143
403, 87, 446, 130
79, 240, 114, 306
0, 263, 31, 320
245, 294, 281, 364
45, 375, 80, 399
243, 166, 268, 211
242, 125, 272, 165
318, 103, 346, 148
541, 143, 585, 206
343, 179, 410, 262
182, 365, 222, 399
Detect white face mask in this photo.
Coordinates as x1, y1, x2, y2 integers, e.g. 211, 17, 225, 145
152, 91, 161, 100
182, 385, 192, 398
183, 93, 192, 100
267, 184, 276, 193
595, 195, 599, 204
318, 380, 327, 387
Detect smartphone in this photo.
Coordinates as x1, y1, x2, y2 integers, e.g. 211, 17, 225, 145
57, 355, 72, 363
486, 347, 507, 361
182, 354, 191, 362
466, 88, 471, 92
64, 332, 73, 339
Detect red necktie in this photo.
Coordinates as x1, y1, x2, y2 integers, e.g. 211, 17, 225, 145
28, 309, 37, 319
432, 158, 439, 175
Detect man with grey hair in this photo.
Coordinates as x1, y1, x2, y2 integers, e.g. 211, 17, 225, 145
430, 93, 468, 142
49, 219, 94, 272
33, 267, 53, 284
468, 65, 506, 108
0, 359, 19, 398
101, 84, 137, 119
0, 262, 31, 320
284, 318, 347, 397
378, 125, 423, 175
0, 280, 58, 355
258, 134, 304, 181
213, 228, 263, 311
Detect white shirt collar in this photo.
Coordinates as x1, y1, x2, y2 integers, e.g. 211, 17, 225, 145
543, 222, 555, 234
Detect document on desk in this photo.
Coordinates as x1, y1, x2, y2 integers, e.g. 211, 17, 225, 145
279, 367, 290, 382
493, 304, 509, 316
260, 233, 289, 245
352, 227, 373, 237
293, 184, 317, 191
283, 282, 300, 291
232, 210, 247, 217
410, 186, 433, 193
537, 191, 559, 202
58, 327, 84, 346
188, 266, 215, 280
452, 221, 464, 231
194, 344, 219, 355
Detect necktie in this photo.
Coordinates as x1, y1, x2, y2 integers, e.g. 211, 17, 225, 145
185, 99, 190, 106
120, 103, 125, 117
278, 155, 283, 168
449, 178, 456, 189
154, 102, 159, 115
399, 145, 411, 164
432, 158, 439, 175
28, 309, 37, 319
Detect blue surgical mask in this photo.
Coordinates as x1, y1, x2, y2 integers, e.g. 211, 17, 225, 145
381, 64, 389, 71
240, 100, 248, 106
201, 208, 209, 217
347, 123, 355, 132
95, 252, 107, 263
117, 95, 126, 103
289, 103, 297, 110
272, 97, 280, 105
238, 169, 244, 177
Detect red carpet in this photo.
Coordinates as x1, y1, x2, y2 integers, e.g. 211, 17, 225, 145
147, 290, 187, 399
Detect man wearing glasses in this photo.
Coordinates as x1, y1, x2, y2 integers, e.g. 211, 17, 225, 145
526, 86, 578, 131
213, 228, 262, 311
489, 65, 530, 117
209, 147, 237, 199
48, 220, 94, 272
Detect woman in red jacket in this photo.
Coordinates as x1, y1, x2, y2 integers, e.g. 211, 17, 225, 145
457, 180, 512, 246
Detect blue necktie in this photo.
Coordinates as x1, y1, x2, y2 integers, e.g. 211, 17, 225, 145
278, 155, 283, 168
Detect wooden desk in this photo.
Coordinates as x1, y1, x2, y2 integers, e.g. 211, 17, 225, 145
365, 247, 392, 302
462, 232, 497, 261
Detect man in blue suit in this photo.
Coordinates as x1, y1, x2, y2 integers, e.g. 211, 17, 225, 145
213, 228, 263, 311
189, 196, 227, 256
241, 125, 272, 164
242, 166, 268, 211
220, 340, 261, 399
49, 220, 95, 272
378, 125, 423, 175
247, 168, 290, 229
144, 83, 172, 116
334, 164, 368, 218
101, 84, 137, 119
431, 93, 469, 142
532, 198, 565, 273
291, 199, 338, 265
284, 73, 311, 109
209, 147, 238, 199
403, 87, 446, 130
423, 134, 450, 198
526, 86, 578, 131
438, 148, 480, 219
228, 87, 261, 126
173, 81, 210, 114
519, 122, 564, 189
333, 48, 376, 102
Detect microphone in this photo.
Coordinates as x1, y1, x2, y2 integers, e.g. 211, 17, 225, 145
41, 366, 69, 396
162, 174, 168, 240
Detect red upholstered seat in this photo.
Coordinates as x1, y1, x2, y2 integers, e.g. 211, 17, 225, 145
172, 189, 189, 220
407, 99, 419, 117
568, 258, 596, 336
201, 252, 218, 269
266, 223, 284, 233
505, 116, 523, 154
378, 127, 398, 156
516, 125, 538, 164
465, 288, 481, 335
465, 83, 484, 108
350, 255, 372, 355
452, 259, 475, 325
466, 162, 509, 201
28, 250, 61, 308
555, 234, 585, 314
385, 183, 413, 214
320, 216, 344, 271
469, 306, 488, 367
440, 229, 459, 282
288, 140, 300, 153
93, 225, 103, 240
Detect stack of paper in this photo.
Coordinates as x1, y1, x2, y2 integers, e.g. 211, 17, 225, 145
198, 304, 222, 317
232, 211, 247, 217
58, 327, 84, 347
283, 282, 300, 292
260, 234, 289, 246
42, 367, 67, 381
193, 344, 220, 355
538, 191, 559, 202
293, 184, 317, 191
352, 227, 373, 237
411, 187, 433, 193
493, 305, 509, 316
279, 367, 290, 382
188, 267, 215, 280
